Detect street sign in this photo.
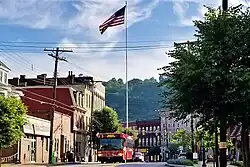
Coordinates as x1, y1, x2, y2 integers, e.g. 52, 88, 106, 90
219, 142, 227, 149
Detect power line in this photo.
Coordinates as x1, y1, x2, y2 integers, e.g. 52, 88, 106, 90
0, 38, 194, 45
0, 43, 173, 49
0, 45, 174, 54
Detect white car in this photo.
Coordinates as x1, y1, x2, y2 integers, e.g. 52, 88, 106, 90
178, 152, 187, 159
133, 152, 144, 162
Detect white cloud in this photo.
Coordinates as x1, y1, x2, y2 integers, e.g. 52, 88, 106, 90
0, 0, 177, 81
68, 0, 159, 40
0, 0, 63, 29
171, 0, 249, 26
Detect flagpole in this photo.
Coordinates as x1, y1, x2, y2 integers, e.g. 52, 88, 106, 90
125, 0, 129, 129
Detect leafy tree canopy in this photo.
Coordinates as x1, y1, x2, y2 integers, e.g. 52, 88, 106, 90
120, 127, 138, 140
160, 5, 250, 132
93, 106, 122, 133
171, 129, 192, 151
194, 128, 233, 150
0, 96, 27, 148
104, 77, 165, 121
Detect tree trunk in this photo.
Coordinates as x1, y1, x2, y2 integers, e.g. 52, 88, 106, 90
191, 114, 195, 153
241, 126, 246, 167
242, 123, 250, 167
219, 119, 227, 167
0, 147, 2, 167
215, 125, 219, 167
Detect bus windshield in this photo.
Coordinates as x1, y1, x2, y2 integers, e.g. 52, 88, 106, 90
99, 138, 123, 150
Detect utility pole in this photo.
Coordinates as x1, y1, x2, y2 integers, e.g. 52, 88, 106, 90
174, 41, 196, 155
89, 78, 102, 162
220, 0, 228, 167
222, 0, 228, 11
44, 47, 72, 164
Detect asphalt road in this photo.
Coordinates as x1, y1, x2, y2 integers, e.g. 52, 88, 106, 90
60, 162, 166, 167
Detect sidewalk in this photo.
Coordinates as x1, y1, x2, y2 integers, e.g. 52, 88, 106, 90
205, 162, 236, 167
1, 162, 99, 167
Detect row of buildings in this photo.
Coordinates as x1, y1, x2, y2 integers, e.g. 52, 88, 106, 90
0, 61, 105, 164
123, 111, 197, 162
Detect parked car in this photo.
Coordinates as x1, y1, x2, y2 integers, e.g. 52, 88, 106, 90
133, 152, 144, 162
178, 152, 187, 159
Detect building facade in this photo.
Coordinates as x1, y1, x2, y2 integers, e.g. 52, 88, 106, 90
19, 86, 75, 163
122, 119, 161, 162
0, 61, 23, 98
160, 110, 198, 161
9, 71, 105, 163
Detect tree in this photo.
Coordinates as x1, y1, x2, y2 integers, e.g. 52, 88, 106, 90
120, 127, 138, 140
93, 106, 122, 133
104, 77, 163, 121
195, 128, 233, 150
171, 129, 192, 151
160, 5, 250, 167
0, 96, 27, 148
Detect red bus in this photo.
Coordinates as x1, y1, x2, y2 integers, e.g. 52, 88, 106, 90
96, 133, 134, 163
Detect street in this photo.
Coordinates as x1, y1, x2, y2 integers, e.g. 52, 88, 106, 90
57, 162, 166, 167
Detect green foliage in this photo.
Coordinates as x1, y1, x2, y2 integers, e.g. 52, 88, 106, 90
230, 161, 243, 167
0, 96, 27, 148
193, 160, 199, 164
167, 159, 194, 166
104, 77, 164, 121
160, 5, 250, 133
168, 143, 179, 154
93, 106, 122, 133
120, 127, 138, 140
194, 128, 234, 150
171, 129, 192, 150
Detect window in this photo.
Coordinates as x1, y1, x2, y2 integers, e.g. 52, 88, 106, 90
173, 123, 175, 127
4, 73, 7, 84
45, 137, 49, 151
86, 94, 88, 108
0, 71, 2, 83
86, 116, 88, 130
89, 95, 91, 108
168, 124, 170, 128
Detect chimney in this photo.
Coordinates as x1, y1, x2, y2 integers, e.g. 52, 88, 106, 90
68, 71, 71, 77
20, 75, 25, 80
37, 74, 47, 85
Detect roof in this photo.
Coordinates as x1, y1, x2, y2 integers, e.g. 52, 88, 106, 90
0, 61, 11, 71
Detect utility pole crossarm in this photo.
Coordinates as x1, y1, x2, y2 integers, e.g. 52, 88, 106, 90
44, 48, 73, 53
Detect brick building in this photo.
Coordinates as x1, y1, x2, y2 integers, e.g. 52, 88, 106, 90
8, 71, 105, 163
122, 119, 161, 162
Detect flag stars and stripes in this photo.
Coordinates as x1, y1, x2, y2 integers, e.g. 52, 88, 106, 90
99, 5, 126, 34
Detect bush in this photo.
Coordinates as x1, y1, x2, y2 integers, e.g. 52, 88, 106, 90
230, 161, 243, 167
167, 159, 194, 166
193, 160, 198, 164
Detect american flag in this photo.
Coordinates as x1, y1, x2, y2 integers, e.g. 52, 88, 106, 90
99, 5, 126, 34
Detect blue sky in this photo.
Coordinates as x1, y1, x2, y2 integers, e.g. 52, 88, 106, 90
0, 0, 247, 81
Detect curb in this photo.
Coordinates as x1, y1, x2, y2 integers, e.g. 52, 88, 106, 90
165, 163, 187, 167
